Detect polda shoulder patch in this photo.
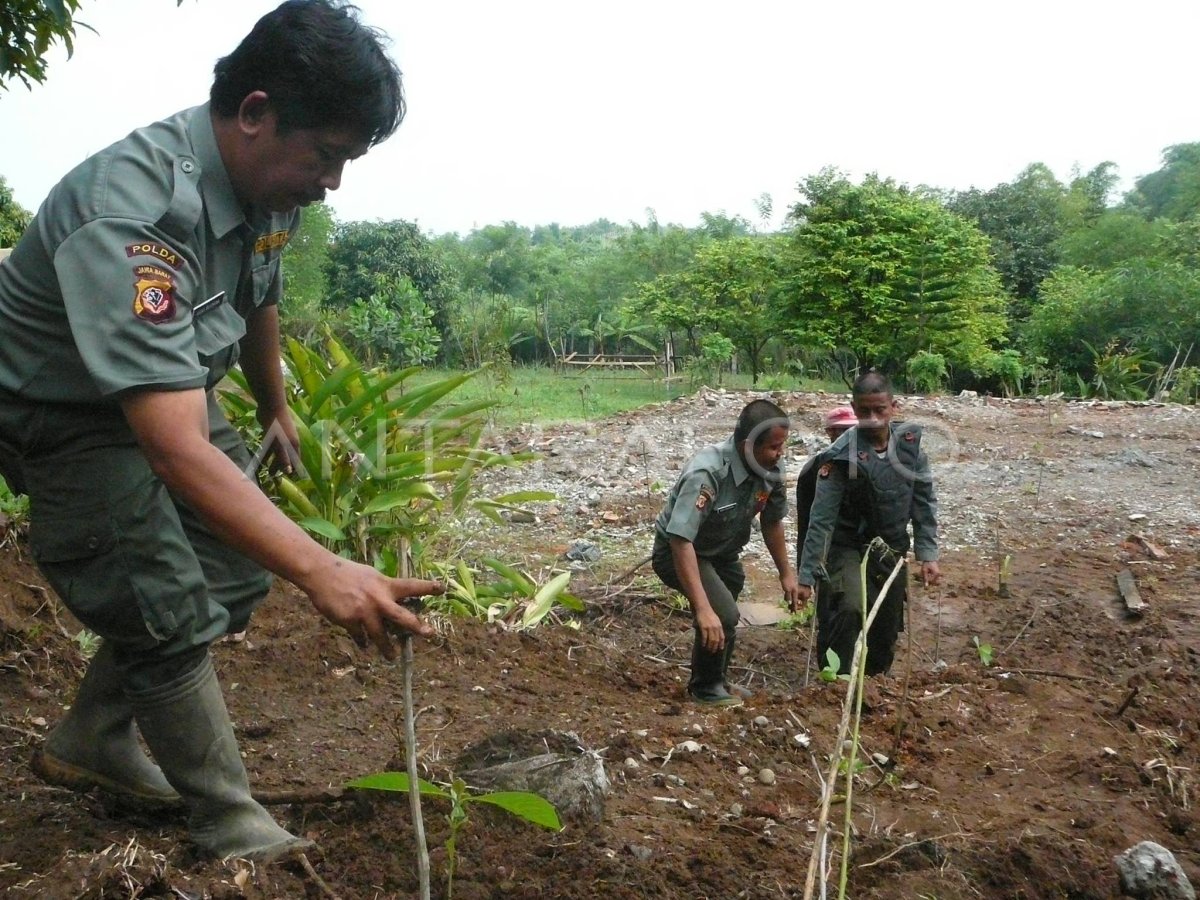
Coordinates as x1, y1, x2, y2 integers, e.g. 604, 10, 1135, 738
696, 484, 715, 510
132, 264, 177, 324
125, 241, 183, 269
903, 431, 916, 442
818, 463, 832, 478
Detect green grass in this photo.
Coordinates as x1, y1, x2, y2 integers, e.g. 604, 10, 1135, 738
405, 365, 844, 428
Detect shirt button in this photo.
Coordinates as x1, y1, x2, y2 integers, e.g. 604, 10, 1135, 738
180, 159, 195, 174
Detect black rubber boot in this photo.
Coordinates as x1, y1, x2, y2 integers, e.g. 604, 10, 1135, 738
129, 654, 313, 861
722, 631, 753, 700
687, 633, 743, 707
33, 641, 180, 805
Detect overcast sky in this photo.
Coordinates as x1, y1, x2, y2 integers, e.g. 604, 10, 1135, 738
2, 0, 1197, 236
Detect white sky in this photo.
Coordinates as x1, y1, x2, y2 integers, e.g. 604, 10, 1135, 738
2, 0, 1197, 236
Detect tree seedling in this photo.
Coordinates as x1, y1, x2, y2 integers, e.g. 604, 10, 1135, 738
973, 635, 995, 667
819, 649, 851, 683
347, 771, 561, 899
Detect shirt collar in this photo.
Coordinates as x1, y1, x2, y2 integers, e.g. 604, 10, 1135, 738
187, 103, 248, 239
723, 437, 752, 486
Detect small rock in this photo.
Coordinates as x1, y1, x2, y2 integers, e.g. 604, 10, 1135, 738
676, 740, 702, 753
729, 802, 744, 817
1128, 513, 1148, 523
627, 844, 653, 862
624, 757, 640, 770
1114, 841, 1195, 899
684, 723, 704, 736
564, 540, 602, 562
758, 768, 776, 786
737, 765, 750, 777
753, 715, 770, 728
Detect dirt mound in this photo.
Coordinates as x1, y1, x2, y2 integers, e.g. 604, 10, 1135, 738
1, 390, 1198, 898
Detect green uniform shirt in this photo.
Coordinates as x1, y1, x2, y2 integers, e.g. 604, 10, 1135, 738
0, 103, 298, 403
654, 437, 787, 560
797, 423, 939, 586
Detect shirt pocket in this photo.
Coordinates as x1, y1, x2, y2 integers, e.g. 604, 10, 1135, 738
193, 302, 246, 388
249, 258, 280, 309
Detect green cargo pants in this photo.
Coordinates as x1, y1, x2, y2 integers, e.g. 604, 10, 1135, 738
0, 391, 271, 691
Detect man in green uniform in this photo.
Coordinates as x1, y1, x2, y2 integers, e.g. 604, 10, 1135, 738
653, 399, 801, 707
0, 0, 441, 861
796, 373, 940, 676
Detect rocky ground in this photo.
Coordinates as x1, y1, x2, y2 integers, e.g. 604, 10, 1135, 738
1, 387, 1198, 899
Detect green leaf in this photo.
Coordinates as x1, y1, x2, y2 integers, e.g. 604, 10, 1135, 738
490, 490, 556, 504
361, 482, 441, 515
298, 517, 346, 541
346, 771, 448, 798
522, 571, 572, 628
472, 791, 561, 830
482, 558, 535, 596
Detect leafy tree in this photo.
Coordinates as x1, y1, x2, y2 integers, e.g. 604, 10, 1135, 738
1055, 209, 1169, 271
947, 163, 1070, 318
342, 275, 440, 368
325, 220, 453, 357
1021, 262, 1200, 375
280, 202, 334, 341
1127, 143, 1200, 222
628, 236, 784, 384
781, 170, 1007, 384
0, 175, 32, 246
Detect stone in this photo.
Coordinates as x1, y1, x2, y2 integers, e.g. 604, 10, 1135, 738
457, 729, 609, 824
1114, 841, 1195, 899
758, 768, 776, 786
564, 540, 602, 563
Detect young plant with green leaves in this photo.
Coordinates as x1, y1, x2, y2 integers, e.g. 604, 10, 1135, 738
219, 330, 545, 571
434, 558, 584, 627
347, 771, 560, 898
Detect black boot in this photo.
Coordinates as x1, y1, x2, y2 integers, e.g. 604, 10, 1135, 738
687, 634, 742, 707
129, 654, 313, 860
722, 631, 753, 700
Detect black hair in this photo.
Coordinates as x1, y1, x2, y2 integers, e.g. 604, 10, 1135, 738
211, 0, 404, 146
734, 399, 789, 447
852, 370, 893, 398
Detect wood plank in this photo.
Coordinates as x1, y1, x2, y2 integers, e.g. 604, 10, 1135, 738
1116, 568, 1147, 617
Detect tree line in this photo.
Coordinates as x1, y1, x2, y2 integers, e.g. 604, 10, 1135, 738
3, 145, 1199, 399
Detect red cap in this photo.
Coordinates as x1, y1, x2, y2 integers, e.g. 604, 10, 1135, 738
823, 406, 857, 429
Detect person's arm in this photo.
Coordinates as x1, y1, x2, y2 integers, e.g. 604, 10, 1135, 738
668, 536, 725, 653
120, 387, 440, 658
794, 459, 817, 570
910, 449, 941, 587
761, 518, 801, 610
239, 304, 300, 474
796, 463, 848, 603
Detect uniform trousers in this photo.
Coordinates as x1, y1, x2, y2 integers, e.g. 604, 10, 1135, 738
0, 390, 271, 691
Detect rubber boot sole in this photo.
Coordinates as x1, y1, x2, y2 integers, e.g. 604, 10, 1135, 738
32, 747, 183, 808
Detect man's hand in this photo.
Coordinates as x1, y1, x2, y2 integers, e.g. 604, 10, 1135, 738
919, 560, 942, 588
257, 407, 302, 476
306, 558, 444, 659
794, 583, 814, 610
695, 606, 725, 653
780, 571, 802, 612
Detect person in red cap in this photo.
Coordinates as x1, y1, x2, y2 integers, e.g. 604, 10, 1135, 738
794, 406, 857, 553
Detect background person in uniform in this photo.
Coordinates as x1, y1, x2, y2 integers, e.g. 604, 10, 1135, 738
795, 373, 940, 676
652, 399, 801, 706
794, 405, 857, 557
0, 0, 442, 861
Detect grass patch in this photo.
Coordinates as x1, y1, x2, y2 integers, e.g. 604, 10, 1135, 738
404, 365, 845, 428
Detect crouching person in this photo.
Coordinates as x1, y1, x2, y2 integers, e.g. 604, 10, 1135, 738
652, 399, 800, 707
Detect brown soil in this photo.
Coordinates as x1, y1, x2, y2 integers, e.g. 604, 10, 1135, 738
1, 390, 1198, 899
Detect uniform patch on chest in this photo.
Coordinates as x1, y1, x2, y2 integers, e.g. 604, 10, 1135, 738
132, 265, 177, 325
696, 484, 715, 510
254, 230, 291, 254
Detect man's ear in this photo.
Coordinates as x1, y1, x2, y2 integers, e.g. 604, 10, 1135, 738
236, 91, 273, 136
